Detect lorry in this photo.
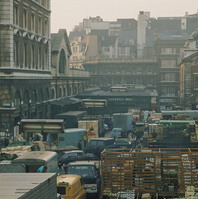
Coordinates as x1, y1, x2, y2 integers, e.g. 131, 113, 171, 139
82, 115, 105, 137
12, 151, 58, 173
64, 161, 100, 198
78, 120, 100, 141
112, 113, 133, 132
47, 128, 88, 151
55, 111, 87, 129
0, 173, 57, 199
20, 119, 87, 151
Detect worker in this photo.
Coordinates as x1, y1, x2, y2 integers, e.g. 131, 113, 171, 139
78, 140, 82, 150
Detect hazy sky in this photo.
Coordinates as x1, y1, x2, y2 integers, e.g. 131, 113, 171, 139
51, 0, 198, 34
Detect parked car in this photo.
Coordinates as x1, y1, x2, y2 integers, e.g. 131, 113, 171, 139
64, 161, 100, 198
111, 128, 122, 139
86, 138, 114, 158
58, 150, 98, 167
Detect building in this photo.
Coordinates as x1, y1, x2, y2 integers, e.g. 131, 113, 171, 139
83, 58, 158, 91
0, 1, 90, 140
77, 86, 158, 114
0, 0, 51, 139
50, 29, 90, 117
180, 30, 198, 109
154, 33, 189, 110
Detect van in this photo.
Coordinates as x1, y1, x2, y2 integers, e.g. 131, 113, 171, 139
13, 151, 58, 173
57, 174, 86, 199
86, 138, 114, 156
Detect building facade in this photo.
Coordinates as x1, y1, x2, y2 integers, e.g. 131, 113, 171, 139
0, 0, 51, 139
0, 1, 90, 140
180, 30, 198, 109
83, 58, 158, 90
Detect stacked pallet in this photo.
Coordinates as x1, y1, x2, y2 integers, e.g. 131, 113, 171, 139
185, 186, 198, 199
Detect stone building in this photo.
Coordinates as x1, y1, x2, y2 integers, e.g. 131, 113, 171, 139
50, 29, 90, 117
0, 0, 51, 139
0, 1, 90, 140
180, 30, 198, 109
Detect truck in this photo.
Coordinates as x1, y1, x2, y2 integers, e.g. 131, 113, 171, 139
82, 115, 105, 137
47, 128, 88, 151
78, 120, 100, 141
0, 173, 57, 199
112, 113, 133, 132
12, 151, 58, 173
64, 161, 100, 198
55, 111, 87, 129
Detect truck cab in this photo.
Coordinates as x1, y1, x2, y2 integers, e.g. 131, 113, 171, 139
64, 161, 100, 197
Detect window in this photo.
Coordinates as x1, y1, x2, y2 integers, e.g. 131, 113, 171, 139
31, 45, 35, 68
194, 77, 198, 90
161, 60, 176, 68
14, 40, 19, 67
23, 9, 28, 29
14, 5, 19, 25
38, 16, 42, 34
38, 46, 42, 69
59, 88, 62, 98
104, 47, 110, 52
31, 13, 35, 32
59, 49, 66, 74
57, 187, 66, 195
161, 48, 176, 54
44, 18, 49, 37
23, 42, 28, 68
161, 73, 176, 82
161, 87, 176, 97
44, 47, 48, 70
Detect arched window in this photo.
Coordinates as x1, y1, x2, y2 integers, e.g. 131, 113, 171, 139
32, 90, 37, 103
59, 87, 62, 98
74, 85, 78, 95
59, 49, 66, 74
51, 88, 55, 99
24, 90, 29, 104
38, 89, 43, 102
69, 86, 72, 96
63, 87, 66, 97
14, 91, 21, 107
44, 88, 49, 101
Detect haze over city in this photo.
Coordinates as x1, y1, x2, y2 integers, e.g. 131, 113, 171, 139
51, 0, 198, 33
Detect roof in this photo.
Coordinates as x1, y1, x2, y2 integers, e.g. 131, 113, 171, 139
57, 174, 81, 186
0, 173, 56, 199
67, 160, 98, 166
56, 111, 86, 116
77, 87, 155, 97
101, 36, 117, 47
51, 29, 72, 55
50, 97, 81, 107
13, 151, 57, 163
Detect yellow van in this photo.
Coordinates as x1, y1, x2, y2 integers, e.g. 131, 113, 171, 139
57, 174, 86, 199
